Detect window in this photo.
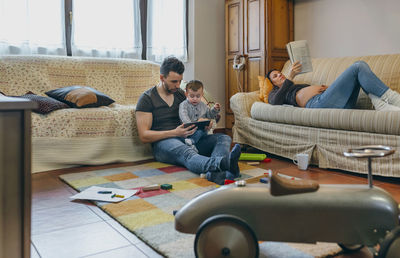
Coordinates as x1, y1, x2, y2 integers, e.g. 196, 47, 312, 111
0, 0, 66, 55
146, 0, 187, 62
71, 0, 142, 58
0, 0, 187, 61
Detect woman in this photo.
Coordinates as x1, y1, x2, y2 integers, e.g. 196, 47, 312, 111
267, 61, 400, 111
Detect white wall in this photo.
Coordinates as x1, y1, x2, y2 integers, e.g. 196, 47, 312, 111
185, 0, 225, 128
295, 0, 400, 58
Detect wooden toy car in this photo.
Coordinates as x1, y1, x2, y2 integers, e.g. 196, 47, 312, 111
174, 146, 400, 258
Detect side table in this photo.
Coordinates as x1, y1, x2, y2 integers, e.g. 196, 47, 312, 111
0, 95, 37, 258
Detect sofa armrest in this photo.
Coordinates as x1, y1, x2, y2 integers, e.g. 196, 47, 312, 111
230, 91, 260, 118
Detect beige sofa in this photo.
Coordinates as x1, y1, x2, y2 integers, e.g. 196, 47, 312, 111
231, 53, 400, 178
0, 55, 160, 173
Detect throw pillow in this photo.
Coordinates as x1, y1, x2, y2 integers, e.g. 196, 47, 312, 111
258, 76, 265, 101
45, 86, 115, 108
258, 76, 274, 103
19, 91, 70, 114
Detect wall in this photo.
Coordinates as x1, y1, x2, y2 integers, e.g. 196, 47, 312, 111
295, 0, 400, 58
185, 0, 226, 128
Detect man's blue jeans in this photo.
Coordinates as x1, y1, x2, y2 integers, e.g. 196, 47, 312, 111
306, 61, 389, 109
152, 133, 231, 174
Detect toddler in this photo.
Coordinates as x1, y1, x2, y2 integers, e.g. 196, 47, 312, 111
179, 80, 221, 152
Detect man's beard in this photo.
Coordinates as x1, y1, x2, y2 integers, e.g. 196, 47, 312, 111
163, 81, 176, 94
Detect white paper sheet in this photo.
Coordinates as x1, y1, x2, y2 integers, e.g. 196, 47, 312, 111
70, 186, 138, 202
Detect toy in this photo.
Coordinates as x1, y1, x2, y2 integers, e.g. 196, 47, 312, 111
224, 179, 235, 185
247, 161, 260, 165
239, 153, 267, 161
142, 184, 160, 191
174, 145, 400, 257
161, 184, 172, 190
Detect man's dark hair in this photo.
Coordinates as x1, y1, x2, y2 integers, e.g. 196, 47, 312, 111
266, 69, 278, 82
185, 80, 203, 92
160, 56, 185, 77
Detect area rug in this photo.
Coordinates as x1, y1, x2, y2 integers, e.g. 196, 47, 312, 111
59, 161, 342, 258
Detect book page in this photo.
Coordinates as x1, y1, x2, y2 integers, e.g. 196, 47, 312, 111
70, 186, 138, 202
286, 43, 294, 64
287, 40, 313, 74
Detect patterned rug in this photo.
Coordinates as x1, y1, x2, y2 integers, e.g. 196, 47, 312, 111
59, 161, 342, 258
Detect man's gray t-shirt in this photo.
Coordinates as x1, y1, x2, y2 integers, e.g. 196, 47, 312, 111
136, 86, 186, 131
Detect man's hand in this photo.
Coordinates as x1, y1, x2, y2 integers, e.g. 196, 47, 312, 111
288, 61, 302, 80
137, 111, 197, 143
176, 124, 197, 137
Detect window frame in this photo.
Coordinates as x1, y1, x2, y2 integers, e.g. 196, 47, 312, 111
64, 0, 188, 60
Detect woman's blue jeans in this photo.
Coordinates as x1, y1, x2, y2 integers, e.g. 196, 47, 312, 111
305, 61, 389, 109
152, 133, 232, 174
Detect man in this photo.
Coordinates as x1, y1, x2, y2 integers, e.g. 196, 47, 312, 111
135, 56, 241, 184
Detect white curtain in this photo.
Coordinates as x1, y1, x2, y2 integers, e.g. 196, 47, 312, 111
147, 0, 187, 62
0, 0, 66, 55
71, 0, 142, 59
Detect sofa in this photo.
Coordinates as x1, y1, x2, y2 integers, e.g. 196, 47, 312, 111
231, 53, 400, 178
0, 55, 160, 173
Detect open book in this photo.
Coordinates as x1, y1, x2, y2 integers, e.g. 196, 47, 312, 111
286, 40, 313, 74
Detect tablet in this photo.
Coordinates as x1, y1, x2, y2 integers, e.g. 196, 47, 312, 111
183, 120, 211, 130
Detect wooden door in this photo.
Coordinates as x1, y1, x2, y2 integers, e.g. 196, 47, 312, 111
244, 0, 265, 93
225, 0, 243, 129
224, 0, 293, 131
266, 0, 294, 71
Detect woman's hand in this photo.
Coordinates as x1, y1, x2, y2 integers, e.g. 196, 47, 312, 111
175, 124, 197, 138
319, 85, 328, 93
295, 85, 328, 107
288, 61, 302, 80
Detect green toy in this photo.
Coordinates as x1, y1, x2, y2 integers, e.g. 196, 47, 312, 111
239, 153, 267, 161
161, 184, 173, 190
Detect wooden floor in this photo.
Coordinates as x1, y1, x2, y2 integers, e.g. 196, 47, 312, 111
31, 154, 400, 258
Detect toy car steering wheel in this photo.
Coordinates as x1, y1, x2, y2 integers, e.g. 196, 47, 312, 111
343, 145, 395, 158
343, 145, 395, 188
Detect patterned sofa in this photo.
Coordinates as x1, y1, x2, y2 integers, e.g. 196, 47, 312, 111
231, 53, 400, 178
0, 55, 160, 172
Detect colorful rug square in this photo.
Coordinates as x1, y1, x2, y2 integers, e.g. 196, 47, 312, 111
59, 161, 342, 257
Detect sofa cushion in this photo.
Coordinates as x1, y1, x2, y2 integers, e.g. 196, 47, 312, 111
4, 91, 69, 114
20, 92, 70, 114
31, 104, 136, 138
250, 101, 400, 135
45, 86, 115, 108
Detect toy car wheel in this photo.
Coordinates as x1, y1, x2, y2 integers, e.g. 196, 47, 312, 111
194, 215, 259, 258
377, 226, 400, 258
338, 243, 364, 252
